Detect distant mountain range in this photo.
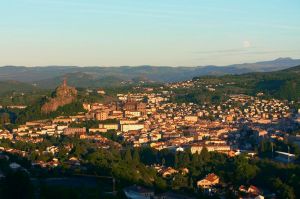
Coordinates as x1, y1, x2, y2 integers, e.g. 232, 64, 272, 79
0, 57, 300, 89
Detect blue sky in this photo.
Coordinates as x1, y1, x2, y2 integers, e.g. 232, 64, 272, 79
1, 0, 300, 66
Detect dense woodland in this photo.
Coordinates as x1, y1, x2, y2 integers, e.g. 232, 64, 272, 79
172, 65, 300, 105
0, 135, 300, 199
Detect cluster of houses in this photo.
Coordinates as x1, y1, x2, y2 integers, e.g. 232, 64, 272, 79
1, 89, 299, 165
1, 83, 299, 198
123, 172, 266, 199
167, 78, 236, 92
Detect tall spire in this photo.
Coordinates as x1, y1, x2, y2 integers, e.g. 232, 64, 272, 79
63, 77, 67, 86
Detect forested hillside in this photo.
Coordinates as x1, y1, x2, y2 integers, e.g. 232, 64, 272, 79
0, 81, 39, 95
172, 65, 300, 104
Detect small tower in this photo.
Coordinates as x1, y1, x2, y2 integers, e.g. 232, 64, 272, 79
63, 78, 67, 87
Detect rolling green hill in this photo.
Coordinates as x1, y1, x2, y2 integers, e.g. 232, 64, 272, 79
0, 80, 38, 95
0, 81, 49, 106
172, 65, 300, 104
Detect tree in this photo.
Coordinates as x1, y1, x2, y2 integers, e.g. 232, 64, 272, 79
140, 147, 157, 165
172, 173, 189, 190
200, 147, 210, 162
281, 184, 296, 199
154, 176, 167, 190
124, 148, 132, 163
162, 158, 166, 166
174, 154, 179, 168
132, 149, 140, 165
233, 156, 258, 184
272, 178, 296, 199
2, 170, 34, 199
0, 113, 10, 125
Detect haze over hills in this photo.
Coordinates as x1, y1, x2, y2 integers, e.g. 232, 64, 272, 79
0, 57, 300, 89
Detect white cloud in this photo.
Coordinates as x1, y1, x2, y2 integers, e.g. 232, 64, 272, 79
243, 40, 251, 48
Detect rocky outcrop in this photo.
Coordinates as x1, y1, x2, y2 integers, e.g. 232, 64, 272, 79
41, 79, 77, 113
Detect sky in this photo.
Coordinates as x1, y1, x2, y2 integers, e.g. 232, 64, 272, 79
0, 0, 300, 66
